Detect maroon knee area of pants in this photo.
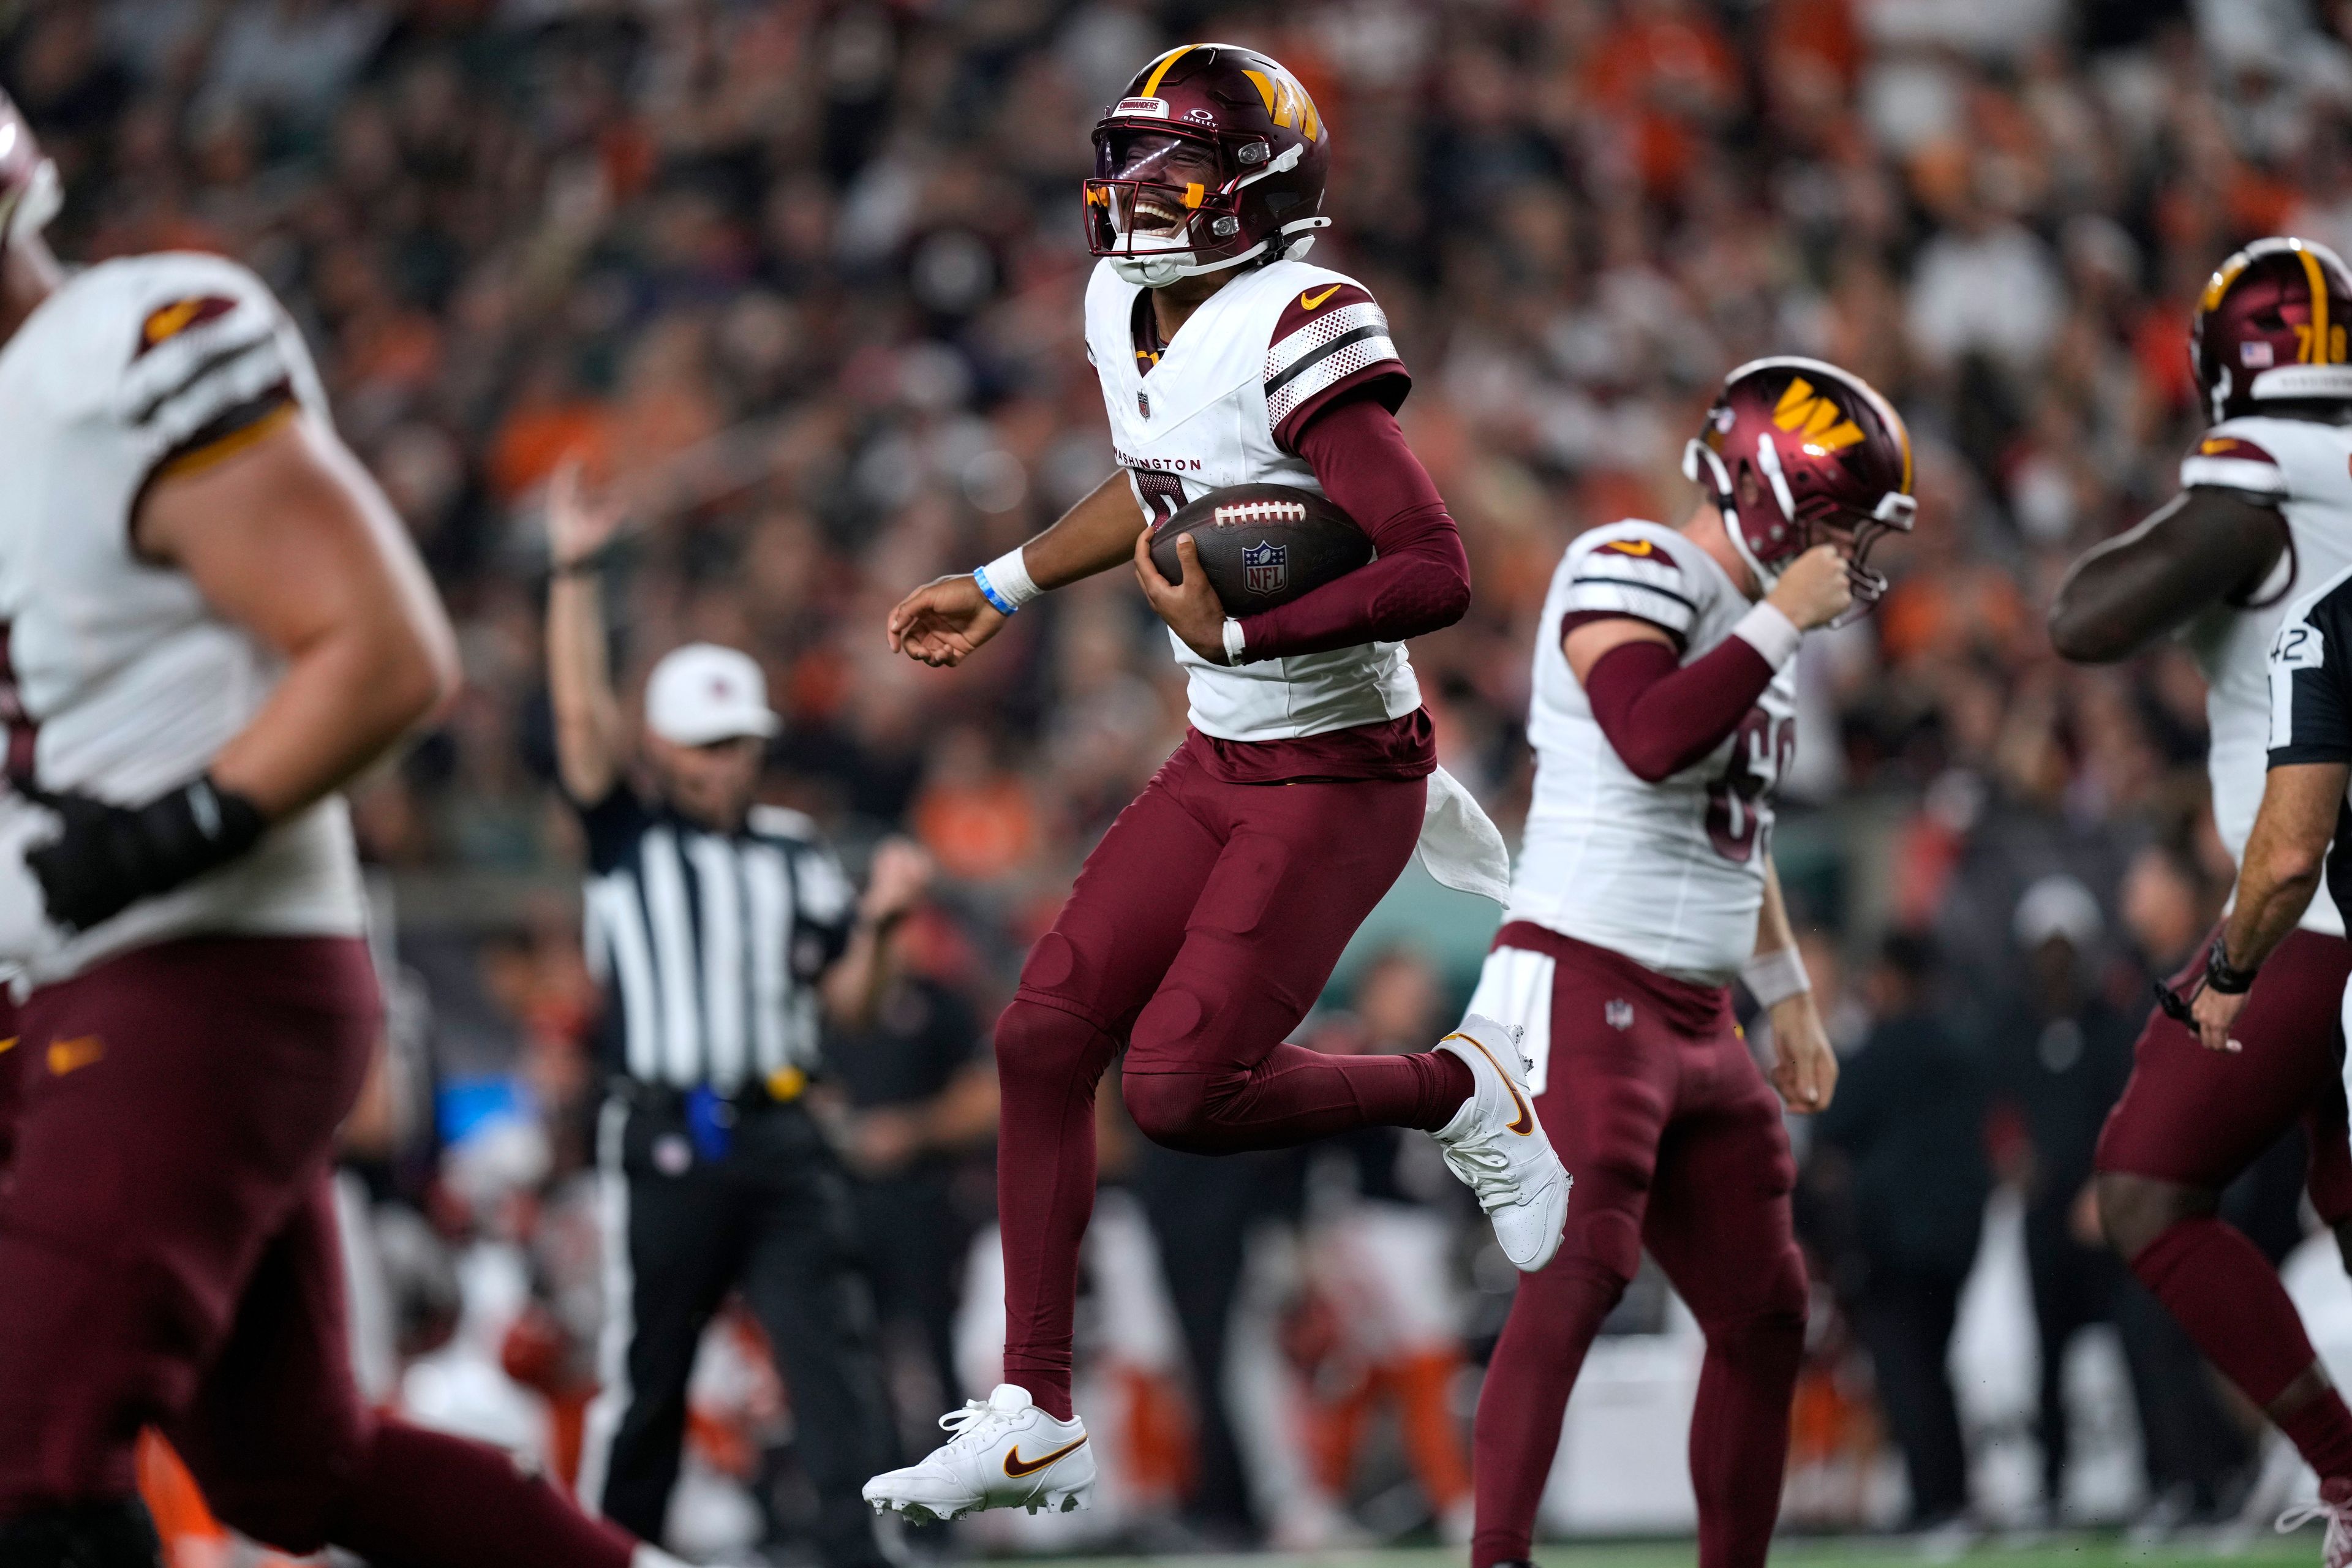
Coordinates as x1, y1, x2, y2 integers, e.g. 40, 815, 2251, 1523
325, 1422, 635, 1568
1578, 1205, 1646, 1283
998, 991, 1117, 1087
2130, 1216, 2318, 1408
1121, 1068, 1222, 1152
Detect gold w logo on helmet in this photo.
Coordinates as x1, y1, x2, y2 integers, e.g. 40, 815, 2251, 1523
1240, 67, 1322, 140
1771, 377, 1866, 453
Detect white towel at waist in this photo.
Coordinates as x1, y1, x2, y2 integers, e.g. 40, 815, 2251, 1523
1414, 766, 1510, 907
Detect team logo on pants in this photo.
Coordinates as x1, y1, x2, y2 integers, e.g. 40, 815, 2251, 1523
1242, 540, 1288, 597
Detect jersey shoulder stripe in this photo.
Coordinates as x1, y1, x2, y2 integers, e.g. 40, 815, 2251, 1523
1561, 521, 1705, 636
1264, 275, 1406, 445
2183, 424, 2289, 495
108, 260, 303, 463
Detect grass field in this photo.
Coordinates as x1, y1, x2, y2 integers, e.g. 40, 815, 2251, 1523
1009, 1538, 2323, 1568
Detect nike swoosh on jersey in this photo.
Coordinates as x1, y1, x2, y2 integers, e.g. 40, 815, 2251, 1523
1299, 285, 1341, 311
1003, 1435, 1090, 1477
1599, 539, 1657, 557
1446, 1033, 1534, 1136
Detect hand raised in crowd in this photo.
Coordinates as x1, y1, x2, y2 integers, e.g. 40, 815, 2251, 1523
887, 574, 1006, 668
1764, 543, 1853, 631
546, 458, 627, 572
861, 837, 933, 928
1133, 528, 1230, 663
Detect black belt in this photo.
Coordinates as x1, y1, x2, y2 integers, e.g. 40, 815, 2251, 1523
610, 1063, 811, 1115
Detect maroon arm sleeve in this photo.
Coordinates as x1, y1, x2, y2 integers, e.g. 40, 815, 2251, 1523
1582, 633, 1777, 783
1234, 394, 1471, 662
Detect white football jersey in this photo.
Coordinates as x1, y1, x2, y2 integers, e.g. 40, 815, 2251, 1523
0, 252, 365, 983
1507, 520, 1797, 985
1083, 256, 1420, 741
2179, 415, 2352, 937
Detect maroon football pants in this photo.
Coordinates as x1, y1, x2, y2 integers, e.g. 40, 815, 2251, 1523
996, 736, 1469, 1419
1472, 925, 1806, 1568
0, 937, 639, 1566
2095, 929, 2352, 1480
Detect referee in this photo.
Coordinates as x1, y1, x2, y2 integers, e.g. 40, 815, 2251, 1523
545, 462, 921, 1565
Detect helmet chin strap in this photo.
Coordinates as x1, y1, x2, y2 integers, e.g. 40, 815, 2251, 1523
1110, 239, 1266, 287
1683, 436, 1780, 592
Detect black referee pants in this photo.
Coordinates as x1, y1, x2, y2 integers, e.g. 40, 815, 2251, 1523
582, 1091, 897, 1566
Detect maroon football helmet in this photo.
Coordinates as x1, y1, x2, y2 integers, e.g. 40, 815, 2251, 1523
2191, 236, 2352, 423
1083, 43, 1332, 288
1681, 356, 1915, 614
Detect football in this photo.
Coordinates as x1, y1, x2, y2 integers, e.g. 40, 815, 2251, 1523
1148, 483, 1371, 613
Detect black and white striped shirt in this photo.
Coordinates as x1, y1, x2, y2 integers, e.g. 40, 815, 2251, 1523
578, 788, 854, 1093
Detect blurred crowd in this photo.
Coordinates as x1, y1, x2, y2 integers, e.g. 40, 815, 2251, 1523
23, 0, 2352, 1553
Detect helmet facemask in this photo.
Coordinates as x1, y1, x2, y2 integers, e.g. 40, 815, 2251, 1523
1084, 124, 1314, 287
1683, 433, 1916, 627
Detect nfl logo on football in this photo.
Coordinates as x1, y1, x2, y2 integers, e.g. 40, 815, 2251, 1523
1242, 540, 1287, 596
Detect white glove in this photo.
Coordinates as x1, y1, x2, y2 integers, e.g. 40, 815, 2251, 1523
0, 796, 65, 966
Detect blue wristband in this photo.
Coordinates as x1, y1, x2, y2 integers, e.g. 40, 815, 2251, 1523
973, 566, 1019, 616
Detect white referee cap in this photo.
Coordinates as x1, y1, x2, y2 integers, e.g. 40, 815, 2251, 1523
644, 643, 780, 747
2013, 873, 2103, 952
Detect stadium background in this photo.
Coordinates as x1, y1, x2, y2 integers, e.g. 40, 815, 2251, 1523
21, 0, 2352, 1561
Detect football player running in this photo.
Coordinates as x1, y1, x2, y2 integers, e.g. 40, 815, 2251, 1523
0, 99, 684, 1568
1466, 358, 1912, 1568
867, 43, 1566, 1523
2051, 236, 2352, 1555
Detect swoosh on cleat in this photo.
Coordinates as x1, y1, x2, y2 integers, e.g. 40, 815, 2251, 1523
1003, 1434, 1089, 1477
1444, 1031, 1534, 1136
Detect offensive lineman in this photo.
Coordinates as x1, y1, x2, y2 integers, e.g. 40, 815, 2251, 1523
1465, 359, 1910, 1568
2050, 236, 2352, 1545
0, 100, 683, 1568
865, 43, 1568, 1522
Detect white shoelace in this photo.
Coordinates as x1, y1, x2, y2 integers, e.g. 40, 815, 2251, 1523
2277, 1494, 2352, 1565
935, 1398, 1021, 1455
1443, 1137, 1520, 1209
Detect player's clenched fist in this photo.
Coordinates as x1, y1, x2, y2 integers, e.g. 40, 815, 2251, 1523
1764, 543, 1853, 630
886, 573, 1006, 668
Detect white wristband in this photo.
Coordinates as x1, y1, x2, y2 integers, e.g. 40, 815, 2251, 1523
981, 546, 1041, 609
1732, 601, 1803, 670
1222, 617, 1248, 666
1742, 946, 1812, 1008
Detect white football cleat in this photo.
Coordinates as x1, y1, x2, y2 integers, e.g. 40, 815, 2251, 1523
1433, 1014, 1571, 1272
862, 1382, 1095, 1523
